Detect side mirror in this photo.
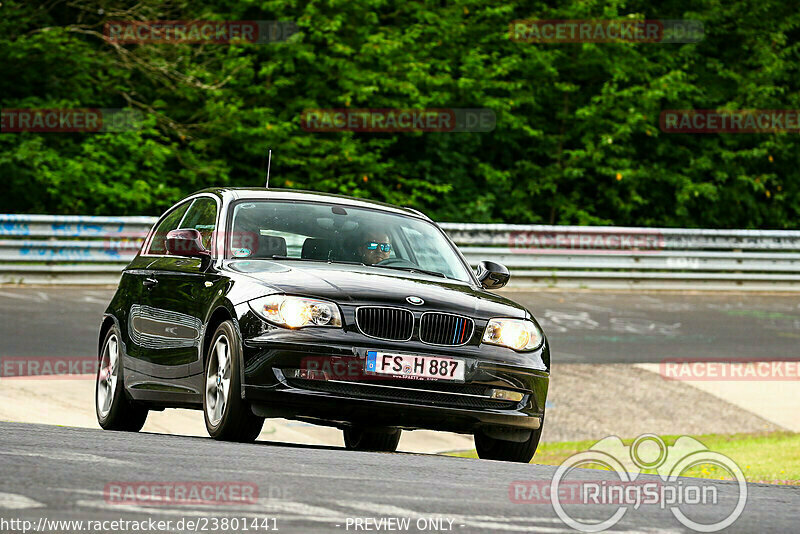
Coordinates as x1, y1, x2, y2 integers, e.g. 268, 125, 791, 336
165, 229, 211, 260
476, 260, 510, 290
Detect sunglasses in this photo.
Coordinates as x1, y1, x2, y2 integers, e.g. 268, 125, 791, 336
364, 241, 392, 252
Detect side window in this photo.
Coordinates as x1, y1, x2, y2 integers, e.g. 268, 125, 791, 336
179, 197, 218, 250
145, 202, 191, 255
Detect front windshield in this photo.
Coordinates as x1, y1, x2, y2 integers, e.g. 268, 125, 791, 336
227, 200, 473, 283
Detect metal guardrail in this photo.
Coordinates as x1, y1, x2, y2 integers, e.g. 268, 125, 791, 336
2, 215, 800, 290
0, 215, 154, 284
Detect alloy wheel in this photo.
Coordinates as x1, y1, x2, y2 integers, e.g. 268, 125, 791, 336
205, 335, 231, 426
96, 334, 119, 418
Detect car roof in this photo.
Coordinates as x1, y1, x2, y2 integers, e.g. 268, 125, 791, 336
193, 187, 430, 220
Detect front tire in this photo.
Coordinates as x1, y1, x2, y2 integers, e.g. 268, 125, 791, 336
96, 325, 148, 431
475, 416, 544, 463
203, 320, 265, 442
343, 427, 401, 452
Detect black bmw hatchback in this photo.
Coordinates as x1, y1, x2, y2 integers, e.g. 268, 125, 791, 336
96, 188, 550, 462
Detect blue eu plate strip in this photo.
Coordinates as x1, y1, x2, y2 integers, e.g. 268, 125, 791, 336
366, 351, 377, 371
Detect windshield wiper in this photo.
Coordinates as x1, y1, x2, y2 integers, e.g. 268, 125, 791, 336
267, 255, 365, 266
371, 265, 448, 279
263, 256, 447, 278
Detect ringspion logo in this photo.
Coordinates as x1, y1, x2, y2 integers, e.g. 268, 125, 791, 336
510, 479, 665, 505
512, 434, 747, 532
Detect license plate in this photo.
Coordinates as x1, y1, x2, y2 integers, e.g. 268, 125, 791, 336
365, 351, 465, 382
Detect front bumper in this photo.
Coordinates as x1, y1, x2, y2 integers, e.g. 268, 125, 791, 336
237, 306, 549, 434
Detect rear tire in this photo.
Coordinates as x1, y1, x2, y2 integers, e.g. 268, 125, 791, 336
203, 320, 265, 442
475, 416, 544, 463
343, 427, 401, 452
96, 325, 148, 432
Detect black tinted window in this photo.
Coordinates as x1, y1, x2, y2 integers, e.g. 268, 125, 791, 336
146, 202, 190, 254
179, 197, 217, 250
228, 200, 471, 282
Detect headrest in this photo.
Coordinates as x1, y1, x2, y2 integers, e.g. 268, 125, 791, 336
301, 238, 332, 260
253, 235, 287, 258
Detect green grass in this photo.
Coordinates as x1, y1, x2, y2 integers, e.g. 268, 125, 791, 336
448, 432, 800, 485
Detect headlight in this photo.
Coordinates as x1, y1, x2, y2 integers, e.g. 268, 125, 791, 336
482, 318, 543, 351
249, 295, 342, 329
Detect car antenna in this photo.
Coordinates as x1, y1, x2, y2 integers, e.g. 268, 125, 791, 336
265, 148, 272, 188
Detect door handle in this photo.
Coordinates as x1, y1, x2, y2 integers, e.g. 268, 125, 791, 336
143, 277, 159, 289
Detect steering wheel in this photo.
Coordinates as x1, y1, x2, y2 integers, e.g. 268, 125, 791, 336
375, 258, 416, 267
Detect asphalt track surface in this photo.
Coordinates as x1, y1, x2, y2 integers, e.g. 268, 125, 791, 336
1, 286, 799, 363
1, 422, 798, 533
1, 288, 799, 532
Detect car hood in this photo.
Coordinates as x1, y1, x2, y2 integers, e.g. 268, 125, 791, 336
224, 260, 527, 319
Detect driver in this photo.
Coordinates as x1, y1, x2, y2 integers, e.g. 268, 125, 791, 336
357, 230, 392, 265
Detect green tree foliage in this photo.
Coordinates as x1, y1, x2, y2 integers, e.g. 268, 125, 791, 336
1, 0, 798, 228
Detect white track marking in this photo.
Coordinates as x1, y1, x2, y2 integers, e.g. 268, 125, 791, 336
0, 492, 45, 509
574, 302, 616, 313
206, 468, 474, 488
639, 296, 663, 303
71, 497, 681, 532
82, 290, 110, 297
82, 296, 108, 304
0, 291, 29, 300
0, 449, 131, 466
52, 488, 105, 496
257, 499, 343, 517
393, 494, 516, 505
